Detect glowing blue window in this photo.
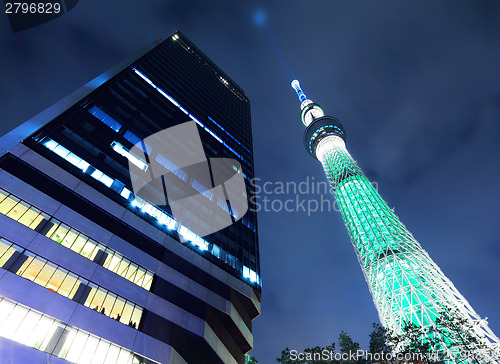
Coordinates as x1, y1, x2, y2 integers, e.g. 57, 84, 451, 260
120, 187, 131, 199
65, 153, 81, 167
91, 169, 104, 180
131, 197, 146, 209
53, 144, 70, 159
88, 106, 122, 132
123, 130, 141, 146
40, 138, 261, 286
141, 203, 153, 214
43, 139, 58, 151
158, 212, 176, 230
249, 269, 257, 283
43, 139, 90, 173
243, 266, 250, 279
99, 175, 114, 188
76, 159, 90, 173
228, 254, 235, 268
212, 244, 220, 258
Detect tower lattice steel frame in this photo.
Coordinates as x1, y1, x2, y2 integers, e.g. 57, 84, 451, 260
291, 80, 500, 364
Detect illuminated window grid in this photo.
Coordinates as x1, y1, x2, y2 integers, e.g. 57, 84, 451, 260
0, 296, 158, 364
40, 138, 261, 287
0, 188, 153, 291
0, 239, 143, 329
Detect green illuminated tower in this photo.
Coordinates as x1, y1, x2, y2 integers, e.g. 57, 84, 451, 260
291, 80, 500, 363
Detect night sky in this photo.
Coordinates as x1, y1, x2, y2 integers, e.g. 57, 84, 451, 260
2, 1, 500, 363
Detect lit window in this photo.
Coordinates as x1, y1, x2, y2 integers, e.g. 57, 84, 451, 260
33, 261, 57, 287
6, 200, 29, 221
93, 339, 111, 363
123, 130, 141, 145
53, 144, 70, 159
0, 195, 18, 215
77, 159, 90, 172
90, 169, 104, 181
43, 139, 58, 151
0, 239, 16, 268
88, 106, 122, 132
17, 206, 41, 228
57, 272, 79, 299
99, 174, 114, 188
243, 266, 250, 279
3, 305, 29, 340
12, 310, 40, 344
65, 152, 81, 167
111, 141, 148, 171
120, 187, 131, 199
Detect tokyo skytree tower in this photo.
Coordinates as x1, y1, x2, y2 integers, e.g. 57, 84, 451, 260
291, 80, 500, 363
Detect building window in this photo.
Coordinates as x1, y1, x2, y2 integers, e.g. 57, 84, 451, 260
0, 238, 144, 329
0, 296, 158, 363
0, 188, 154, 291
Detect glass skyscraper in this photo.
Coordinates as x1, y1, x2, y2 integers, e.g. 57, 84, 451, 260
0, 31, 261, 364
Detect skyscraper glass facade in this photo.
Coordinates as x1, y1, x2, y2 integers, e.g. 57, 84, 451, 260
0, 31, 261, 364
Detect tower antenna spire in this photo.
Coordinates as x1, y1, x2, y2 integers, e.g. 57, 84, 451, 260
291, 79, 326, 127
291, 79, 307, 103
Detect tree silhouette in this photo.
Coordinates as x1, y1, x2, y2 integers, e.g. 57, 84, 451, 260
368, 323, 390, 356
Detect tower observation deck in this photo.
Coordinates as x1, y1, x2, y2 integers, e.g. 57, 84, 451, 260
292, 80, 500, 363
